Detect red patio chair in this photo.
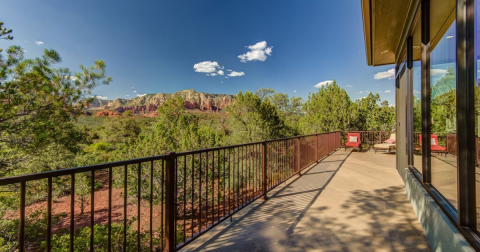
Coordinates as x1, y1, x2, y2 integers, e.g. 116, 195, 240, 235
419, 134, 447, 156
345, 133, 362, 152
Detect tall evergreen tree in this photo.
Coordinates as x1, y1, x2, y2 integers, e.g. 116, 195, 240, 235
299, 80, 352, 134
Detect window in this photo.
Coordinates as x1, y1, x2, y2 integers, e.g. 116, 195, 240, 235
430, 20, 457, 209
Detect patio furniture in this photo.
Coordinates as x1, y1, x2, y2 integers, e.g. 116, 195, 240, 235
344, 133, 362, 152
373, 133, 396, 154
419, 134, 447, 156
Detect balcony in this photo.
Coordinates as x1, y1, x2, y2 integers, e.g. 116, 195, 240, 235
182, 148, 431, 251
0, 132, 433, 251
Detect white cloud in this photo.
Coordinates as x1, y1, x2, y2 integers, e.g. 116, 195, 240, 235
206, 74, 210, 76
347, 85, 353, 88
431, 69, 448, 76
293, 90, 297, 93
132, 87, 134, 88
227, 69, 232, 72
136, 94, 146, 97
358, 91, 364, 94
385, 90, 392, 93
217, 70, 224, 75
126, 95, 130, 96
210, 73, 217, 77
228, 71, 245, 77
221, 81, 224, 83
133, 91, 137, 93
34, 41, 44, 45
374, 68, 395, 79
97, 96, 108, 100
225, 76, 229, 79
414, 90, 421, 94
238, 41, 273, 62
22, 50, 27, 53
193, 61, 220, 73
314, 80, 333, 88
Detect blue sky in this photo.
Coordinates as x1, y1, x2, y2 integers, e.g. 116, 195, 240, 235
1, 0, 396, 104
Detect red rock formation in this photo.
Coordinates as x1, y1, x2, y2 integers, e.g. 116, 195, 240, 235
184, 101, 201, 110
147, 104, 158, 112
202, 101, 213, 111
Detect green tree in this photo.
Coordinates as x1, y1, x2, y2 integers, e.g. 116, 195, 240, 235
227, 90, 289, 143
0, 46, 111, 159
268, 92, 302, 134
299, 80, 352, 134
255, 88, 275, 101
157, 96, 185, 125
0, 22, 13, 52
123, 110, 133, 117
431, 67, 455, 98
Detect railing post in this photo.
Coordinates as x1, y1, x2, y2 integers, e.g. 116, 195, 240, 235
165, 152, 176, 252
315, 134, 318, 161
296, 136, 301, 175
262, 140, 268, 200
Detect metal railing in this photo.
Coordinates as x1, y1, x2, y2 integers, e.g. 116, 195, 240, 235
0, 131, 341, 252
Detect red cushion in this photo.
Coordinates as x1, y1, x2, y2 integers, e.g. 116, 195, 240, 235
345, 142, 361, 147
384, 139, 396, 144
431, 145, 446, 151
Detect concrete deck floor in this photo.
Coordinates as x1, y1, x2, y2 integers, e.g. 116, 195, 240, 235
182, 150, 431, 252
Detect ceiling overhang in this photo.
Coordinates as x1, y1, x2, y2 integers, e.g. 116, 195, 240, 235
361, 0, 456, 66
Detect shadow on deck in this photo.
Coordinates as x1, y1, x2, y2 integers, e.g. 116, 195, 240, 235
182, 150, 431, 252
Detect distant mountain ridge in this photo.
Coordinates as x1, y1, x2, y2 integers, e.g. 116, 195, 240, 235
88, 89, 234, 115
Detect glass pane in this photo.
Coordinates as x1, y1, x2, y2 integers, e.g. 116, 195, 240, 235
430, 20, 457, 208
412, 17, 422, 173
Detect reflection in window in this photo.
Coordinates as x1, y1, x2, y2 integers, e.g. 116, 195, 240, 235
413, 60, 421, 173
430, 20, 457, 209
412, 15, 421, 173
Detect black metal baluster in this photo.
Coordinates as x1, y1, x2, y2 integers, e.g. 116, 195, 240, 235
183, 155, 186, 243
70, 174, 75, 252
47, 177, 52, 252
241, 146, 244, 206
174, 158, 178, 248
217, 149, 220, 222
161, 160, 164, 251
212, 150, 215, 225
236, 147, 239, 209
191, 154, 195, 239
123, 165, 127, 252
149, 161, 153, 252
223, 148, 226, 217
137, 163, 141, 252
198, 153, 202, 232
227, 149, 230, 214
19, 181, 25, 252
90, 170, 95, 251
248, 145, 251, 201
108, 167, 112, 252
205, 151, 209, 228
